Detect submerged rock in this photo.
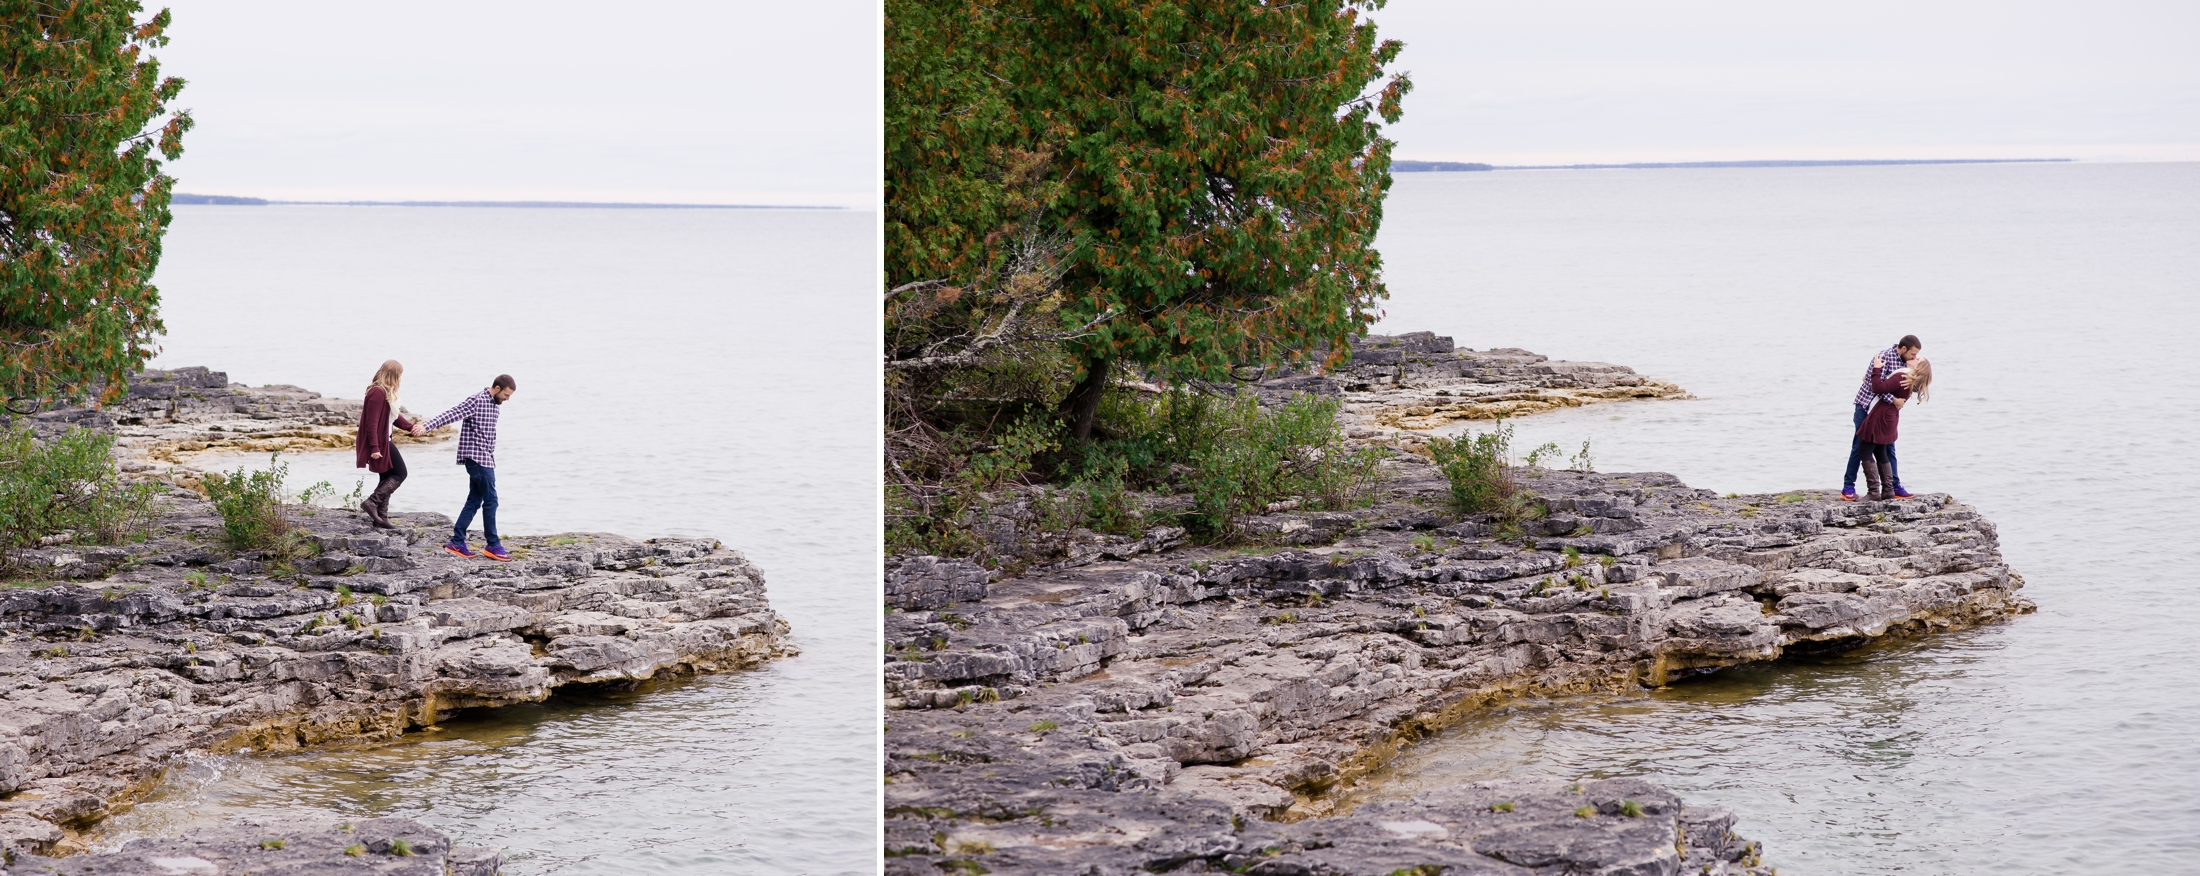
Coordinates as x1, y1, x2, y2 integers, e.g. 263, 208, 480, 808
2, 816, 498, 875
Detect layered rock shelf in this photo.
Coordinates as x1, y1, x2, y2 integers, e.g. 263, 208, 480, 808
0, 371, 796, 863
17, 366, 448, 493
1268, 332, 1691, 444
883, 345, 2030, 875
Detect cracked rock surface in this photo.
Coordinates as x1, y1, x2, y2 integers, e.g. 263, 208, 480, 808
885, 453, 2029, 874
0, 478, 793, 861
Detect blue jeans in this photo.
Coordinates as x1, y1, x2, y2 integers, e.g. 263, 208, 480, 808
453, 460, 501, 547
1843, 405, 1900, 491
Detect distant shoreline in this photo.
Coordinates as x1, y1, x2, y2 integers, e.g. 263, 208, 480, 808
1394, 157, 2075, 173
169, 194, 844, 209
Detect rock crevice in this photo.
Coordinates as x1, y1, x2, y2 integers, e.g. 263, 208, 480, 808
0, 372, 796, 862
884, 346, 2028, 875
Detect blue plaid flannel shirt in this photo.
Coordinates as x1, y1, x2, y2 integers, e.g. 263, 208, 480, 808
1852, 346, 1905, 409
422, 389, 501, 467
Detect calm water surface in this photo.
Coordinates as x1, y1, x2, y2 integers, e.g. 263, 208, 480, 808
91, 206, 876, 875
1360, 162, 2200, 874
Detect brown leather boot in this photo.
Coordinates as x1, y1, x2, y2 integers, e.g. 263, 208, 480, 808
1861, 456, 1886, 501
1876, 462, 1896, 502
363, 482, 398, 529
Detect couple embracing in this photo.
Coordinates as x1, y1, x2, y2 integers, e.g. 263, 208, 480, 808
352, 360, 520, 561
1844, 334, 1933, 502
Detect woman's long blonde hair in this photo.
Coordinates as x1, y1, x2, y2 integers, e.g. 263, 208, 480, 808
369, 360, 404, 409
1906, 359, 1932, 403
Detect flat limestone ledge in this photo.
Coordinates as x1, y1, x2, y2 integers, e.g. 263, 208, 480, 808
8, 366, 454, 489
0, 495, 795, 857
885, 774, 1768, 876
2, 816, 499, 876
1246, 333, 1690, 445
882, 464, 2030, 874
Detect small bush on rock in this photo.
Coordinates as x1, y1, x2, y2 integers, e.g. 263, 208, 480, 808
0, 426, 158, 556
1082, 390, 1379, 539
202, 455, 293, 552
1427, 421, 1516, 514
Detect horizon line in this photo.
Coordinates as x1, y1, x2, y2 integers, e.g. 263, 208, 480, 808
170, 193, 846, 210
1394, 157, 2076, 172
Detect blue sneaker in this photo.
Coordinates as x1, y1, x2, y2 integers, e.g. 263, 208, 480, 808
1891, 485, 1915, 499
443, 540, 476, 558
481, 544, 512, 562
1840, 487, 1859, 502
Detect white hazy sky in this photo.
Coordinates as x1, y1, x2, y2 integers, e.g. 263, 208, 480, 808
1371, 0, 2200, 165
153, 1, 877, 206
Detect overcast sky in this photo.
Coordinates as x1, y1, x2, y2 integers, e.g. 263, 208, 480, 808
145, 2, 2193, 203
1370, 0, 2200, 165
153, 1, 876, 206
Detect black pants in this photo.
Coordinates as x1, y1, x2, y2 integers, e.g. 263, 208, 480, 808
1858, 441, 1893, 465
376, 445, 408, 494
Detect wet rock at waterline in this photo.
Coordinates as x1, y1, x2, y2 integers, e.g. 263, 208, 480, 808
884, 459, 2028, 874
0, 495, 794, 858
1286, 333, 1691, 442
9, 366, 457, 495
1, 816, 499, 876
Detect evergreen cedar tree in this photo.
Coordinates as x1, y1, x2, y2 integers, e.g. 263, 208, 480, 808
886, 0, 1410, 438
0, 1, 191, 410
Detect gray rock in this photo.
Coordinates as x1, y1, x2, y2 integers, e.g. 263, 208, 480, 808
0, 448, 796, 856
4, 816, 490, 875
885, 555, 990, 610
886, 456, 2027, 875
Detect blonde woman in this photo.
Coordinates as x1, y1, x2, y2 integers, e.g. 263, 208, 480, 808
354, 360, 422, 529
1855, 359, 1932, 501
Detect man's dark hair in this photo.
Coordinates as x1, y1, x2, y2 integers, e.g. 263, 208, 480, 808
492, 374, 517, 391
1897, 335, 1922, 351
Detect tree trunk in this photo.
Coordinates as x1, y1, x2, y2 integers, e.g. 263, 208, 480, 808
1061, 355, 1112, 442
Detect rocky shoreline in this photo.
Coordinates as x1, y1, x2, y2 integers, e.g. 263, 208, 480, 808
0, 371, 796, 867
4, 816, 500, 876
882, 338, 2032, 875
1271, 331, 1690, 444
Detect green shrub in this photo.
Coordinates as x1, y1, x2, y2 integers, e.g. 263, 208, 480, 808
886, 415, 1059, 560
1427, 421, 1516, 514
203, 455, 294, 552
889, 387, 1379, 560
1569, 439, 1595, 473
1182, 395, 1358, 536
1086, 391, 1377, 538
0, 426, 158, 554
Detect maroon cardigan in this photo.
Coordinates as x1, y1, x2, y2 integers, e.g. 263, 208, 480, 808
1856, 370, 1910, 445
355, 386, 417, 473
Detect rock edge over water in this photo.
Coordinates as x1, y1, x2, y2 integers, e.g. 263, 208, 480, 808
0, 372, 797, 865
883, 343, 2030, 875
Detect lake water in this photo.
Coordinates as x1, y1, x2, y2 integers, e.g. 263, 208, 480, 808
90, 206, 878, 875
1360, 161, 2200, 874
